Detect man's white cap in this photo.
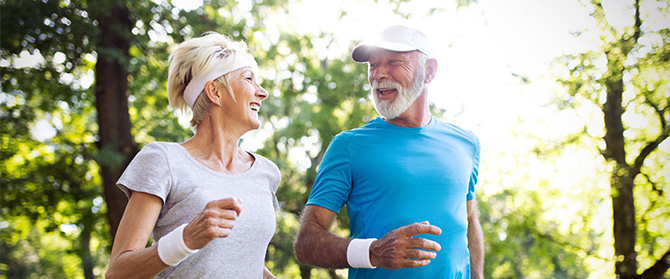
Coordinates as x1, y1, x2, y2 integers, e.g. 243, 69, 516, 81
352, 25, 435, 62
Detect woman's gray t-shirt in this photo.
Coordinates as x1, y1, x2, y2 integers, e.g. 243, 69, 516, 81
116, 142, 281, 279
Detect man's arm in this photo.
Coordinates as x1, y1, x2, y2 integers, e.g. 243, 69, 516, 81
294, 205, 443, 270
294, 205, 350, 268
467, 199, 485, 279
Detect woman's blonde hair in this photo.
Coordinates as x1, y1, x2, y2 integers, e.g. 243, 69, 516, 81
167, 32, 251, 128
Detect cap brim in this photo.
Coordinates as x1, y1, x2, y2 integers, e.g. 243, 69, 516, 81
351, 42, 419, 62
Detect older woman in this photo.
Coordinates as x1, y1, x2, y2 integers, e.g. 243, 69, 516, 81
106, 32, 280, 279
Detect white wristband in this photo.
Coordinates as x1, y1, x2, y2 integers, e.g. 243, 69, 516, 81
157, 224, 199, 266
347, 238, 377, 269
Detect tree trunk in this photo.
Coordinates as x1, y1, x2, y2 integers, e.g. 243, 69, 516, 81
93, 2, 134, 242
79, 223, 94, 279
590, 0, 670, 277
300, 265, 312, 279
611, 171, 637, 278
327, 269, 340, 279
603, 47, 637, 278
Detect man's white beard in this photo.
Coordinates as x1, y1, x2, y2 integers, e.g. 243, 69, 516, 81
371, 66, 425, 119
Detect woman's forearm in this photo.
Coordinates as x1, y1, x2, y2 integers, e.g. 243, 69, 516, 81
106, 244, 168, 279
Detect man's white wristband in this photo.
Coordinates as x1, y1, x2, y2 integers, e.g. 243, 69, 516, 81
157, 224, 199, 266
347, 238, 377, 269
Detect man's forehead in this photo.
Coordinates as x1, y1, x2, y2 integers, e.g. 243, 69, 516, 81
368, 49, 418, 61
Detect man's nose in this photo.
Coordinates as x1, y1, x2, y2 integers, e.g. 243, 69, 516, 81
371, 66, 389, 81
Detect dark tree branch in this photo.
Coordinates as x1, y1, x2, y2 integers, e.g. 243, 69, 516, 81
327, 269, 340, 279
642, 173, 664, 196
632, 126, 670, 177
632, 0, 641, 43
639, 246, 670, 279
631, 94, 670, 176
643, 95, 668, 131
529, 226, 609, 262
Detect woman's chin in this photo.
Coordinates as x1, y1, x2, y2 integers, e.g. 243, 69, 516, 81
248, 119, 262, 130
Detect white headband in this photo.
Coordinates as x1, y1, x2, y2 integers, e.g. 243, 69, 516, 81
183, 52, 258, 108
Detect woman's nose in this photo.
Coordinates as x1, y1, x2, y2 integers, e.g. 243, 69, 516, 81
256, 84, 268, 100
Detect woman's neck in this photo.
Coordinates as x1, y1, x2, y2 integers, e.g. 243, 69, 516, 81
181, 117, 253, 174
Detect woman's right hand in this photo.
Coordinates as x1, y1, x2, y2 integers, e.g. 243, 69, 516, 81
182, 197, 242, 250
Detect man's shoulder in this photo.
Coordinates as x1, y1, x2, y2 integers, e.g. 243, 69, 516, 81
334, 117, 383, 137
434, 119, 479, 144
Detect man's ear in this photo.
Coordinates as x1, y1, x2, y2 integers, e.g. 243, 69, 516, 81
204, 80, 223, 105
424, 58, 438, 84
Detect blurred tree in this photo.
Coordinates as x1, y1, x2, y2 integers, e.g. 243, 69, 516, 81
552, 0, 670, 278
1, 0, 258, 277
476, 124, 604, 278
471, 0, 669, 278
1, 0, 114, 277
90, 0, 134, 241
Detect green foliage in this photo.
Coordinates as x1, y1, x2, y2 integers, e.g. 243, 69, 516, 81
548, 0, 670, 277
479, 125, 609, 278
0, 88, 108, 278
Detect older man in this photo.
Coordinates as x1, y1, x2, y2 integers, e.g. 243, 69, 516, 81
294, 25, 484, 278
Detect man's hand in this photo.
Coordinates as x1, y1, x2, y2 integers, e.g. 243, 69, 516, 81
183, 198, 243, 250
369, 221, 442, 269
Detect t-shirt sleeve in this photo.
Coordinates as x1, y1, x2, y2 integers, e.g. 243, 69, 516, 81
467, 133, 481, 201
116, 142, 171, 204
305, 133, 352, 213
268, 159, 282, 212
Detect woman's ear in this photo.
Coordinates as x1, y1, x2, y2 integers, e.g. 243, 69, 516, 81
204, 80, 223, 106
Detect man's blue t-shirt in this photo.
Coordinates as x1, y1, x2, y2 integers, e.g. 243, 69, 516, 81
306, 116, 480, 279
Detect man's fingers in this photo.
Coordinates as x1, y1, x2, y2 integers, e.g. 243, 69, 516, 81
406, 248, 438, 259
404, 259, 431, 268
388, 258, 431, 269
408, 238, 441, 251
403, 222, 442, 237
